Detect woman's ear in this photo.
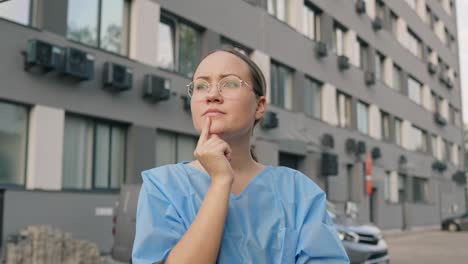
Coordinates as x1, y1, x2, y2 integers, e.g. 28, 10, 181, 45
255, 96, 266, 121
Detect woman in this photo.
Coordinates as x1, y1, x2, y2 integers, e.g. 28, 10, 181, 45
132, 48, 349, 264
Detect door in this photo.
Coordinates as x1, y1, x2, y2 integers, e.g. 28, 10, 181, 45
370, 187, 378, 224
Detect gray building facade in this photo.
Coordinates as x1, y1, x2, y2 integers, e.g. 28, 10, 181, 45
0, 0, 466, 253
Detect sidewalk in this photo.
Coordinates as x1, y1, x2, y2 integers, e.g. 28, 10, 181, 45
382, 225, 440, 238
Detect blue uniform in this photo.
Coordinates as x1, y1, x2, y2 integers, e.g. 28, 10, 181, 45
132, 161, 349, 264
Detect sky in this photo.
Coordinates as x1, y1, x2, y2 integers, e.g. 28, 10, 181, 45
457, 0, 468, 125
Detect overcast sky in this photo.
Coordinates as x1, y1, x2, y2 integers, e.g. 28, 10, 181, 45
457, 0, 468, 125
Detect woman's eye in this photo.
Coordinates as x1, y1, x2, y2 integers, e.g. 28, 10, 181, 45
195, 83, 209, 90
223, 80, 240, 88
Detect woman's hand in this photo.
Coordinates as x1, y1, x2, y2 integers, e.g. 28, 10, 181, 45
194, 117, 234, 186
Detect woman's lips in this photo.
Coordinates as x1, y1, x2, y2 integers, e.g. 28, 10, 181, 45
204, 112, 225, 117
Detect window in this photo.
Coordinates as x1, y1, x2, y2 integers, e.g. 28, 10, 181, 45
67, 0, 130, 55
279, 152, 302, 170
158, 14, 202, 77
375, 51, 385, 80
375, 1, 385, 21
390, 12, 399, 37
449, 105, 455, 125
156, 130, 197, 166
0, 0, 32, 26
221, 37, 251, 55
405, 0, 416, 9
337, 92, 352, 129
406, 29, 423, 59
270, 61, 294, 109
0, 101, 28, 186
398, 174, 406, 203
413, 177, 429, 203
431, 134, 438, 157
408, 76, 422, 105
304, 77, 322, 119
62, 115, 127, 190
268, 0, 288, 22
430, 92, 437, 112
412, 126, 428, 153
394, 117, 403, 146
454, 109, 461, 127
333, 23, 347, 56
357, 101, 369, 135
444, 139, 451, 161
384, 171, 399, 203
356, 38, 368, 69
302, 3, 321, 41
392, 64, 402, 91
381, 111, 391, 141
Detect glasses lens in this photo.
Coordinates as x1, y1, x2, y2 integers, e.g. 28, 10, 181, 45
219, 77, 241, 96
190, 79, 210, 96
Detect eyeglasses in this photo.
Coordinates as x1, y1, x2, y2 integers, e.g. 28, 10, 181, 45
187, 76, 253, 98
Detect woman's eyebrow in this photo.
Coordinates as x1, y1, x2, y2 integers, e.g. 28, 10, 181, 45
194, 73, 242, 80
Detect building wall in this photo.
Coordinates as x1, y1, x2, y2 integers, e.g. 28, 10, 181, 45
0, 0, 466, 251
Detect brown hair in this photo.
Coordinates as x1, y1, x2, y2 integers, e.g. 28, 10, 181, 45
193, 47, 267, 162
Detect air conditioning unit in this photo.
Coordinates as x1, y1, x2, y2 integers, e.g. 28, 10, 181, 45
62, 47, 94, 80
432, 160, 447, 172
338, 55, 350, 70
142, 74, 171, 102
372, 17, 383, 31
356, 141, 366, 155
24, 39, 64, 72
355, 0, 366, 14
321, 133, 335, 148
321, 152, 339, 176
365, 71, 376, 85
452, 171, 467, 185
427, 62, 438, 75
345, 138, 356, 154
260, 111, 278, 129
103, 62, 133, 92
371, 147, 381, 159
315, 41, 328, 58
446, 78, 454, 89
434, 112, 447, 126
181, 95, 191, 112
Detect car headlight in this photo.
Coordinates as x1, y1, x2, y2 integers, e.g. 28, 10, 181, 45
338, 230, 359, 243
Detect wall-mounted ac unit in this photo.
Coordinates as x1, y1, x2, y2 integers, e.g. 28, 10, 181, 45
372, 17, 383, 31
24, 39, 64, 72
338, 55, 350, 70
260, 111, 278, 129
355, 0, 366, 14
365, 71, 376, 85
142, 74, 171, 102
434, 112, 447, 127
103, 62, 133, 92
62, 47, 94, 81
315, 41, 328, 58
427, 62, 438, 75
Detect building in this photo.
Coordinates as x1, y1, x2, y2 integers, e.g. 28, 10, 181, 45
0, 0, 466, 253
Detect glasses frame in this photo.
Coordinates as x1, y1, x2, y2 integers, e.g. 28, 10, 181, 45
186, 76, 255, 98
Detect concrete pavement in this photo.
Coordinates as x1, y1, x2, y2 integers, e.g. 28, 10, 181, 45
385, 230, 468, 264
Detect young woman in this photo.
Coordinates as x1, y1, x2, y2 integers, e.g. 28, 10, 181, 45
132, 48, 349, 264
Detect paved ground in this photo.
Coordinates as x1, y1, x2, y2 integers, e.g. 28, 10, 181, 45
386, 230, 468, 264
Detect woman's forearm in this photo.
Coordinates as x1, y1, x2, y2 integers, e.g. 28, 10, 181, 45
165, 179, 232, 264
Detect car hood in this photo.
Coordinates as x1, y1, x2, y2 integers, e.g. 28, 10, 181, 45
334, 222, 382, 236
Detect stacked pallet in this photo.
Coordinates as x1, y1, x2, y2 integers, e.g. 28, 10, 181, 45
5, 225, 101, 264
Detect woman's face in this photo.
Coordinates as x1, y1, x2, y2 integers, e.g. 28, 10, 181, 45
190, 51, 265, 140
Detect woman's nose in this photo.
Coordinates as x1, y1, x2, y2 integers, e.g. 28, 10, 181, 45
205, 85, 223, 102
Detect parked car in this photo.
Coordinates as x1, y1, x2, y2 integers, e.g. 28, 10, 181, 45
441, 212, 468, 232
328, 202, 390, 264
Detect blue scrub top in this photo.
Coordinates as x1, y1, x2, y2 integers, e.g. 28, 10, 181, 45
132, 161, 350, 264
